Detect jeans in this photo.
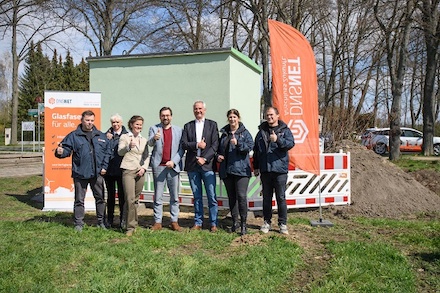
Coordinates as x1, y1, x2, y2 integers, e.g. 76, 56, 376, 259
104, 175, 125, 225
260, 172, 288, 225
73, 175, 106, 227
223, 174, 249, 223
152, 166, 180, 223
188, 167, 218, 227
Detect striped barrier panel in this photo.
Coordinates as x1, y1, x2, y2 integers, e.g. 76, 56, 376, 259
138, 152, 350, 211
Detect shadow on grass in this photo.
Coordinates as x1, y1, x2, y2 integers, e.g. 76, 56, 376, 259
6, 186, 44, 210
6, 189, 265, 234
412, 252, 440, 263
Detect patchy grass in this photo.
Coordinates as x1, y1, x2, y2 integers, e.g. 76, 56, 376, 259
395, 156, 440, 172
0, 176, 439, 292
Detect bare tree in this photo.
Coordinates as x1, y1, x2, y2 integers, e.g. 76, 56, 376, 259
53, 0, 159, 56
149, 0, 219, 51
374, 0, 416, 160
0, 0, 68, 144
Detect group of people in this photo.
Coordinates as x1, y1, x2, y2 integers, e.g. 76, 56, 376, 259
55, 101, 294, 236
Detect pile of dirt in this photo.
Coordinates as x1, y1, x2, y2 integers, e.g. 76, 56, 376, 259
328, 140, 440, 218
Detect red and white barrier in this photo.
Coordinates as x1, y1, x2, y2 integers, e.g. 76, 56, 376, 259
138, 152, 351, 211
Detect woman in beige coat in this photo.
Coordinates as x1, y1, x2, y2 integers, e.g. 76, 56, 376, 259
118, 115, 149, 236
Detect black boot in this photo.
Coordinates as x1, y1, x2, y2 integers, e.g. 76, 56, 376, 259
231, 220, 240, 233
240, 222, 247, 235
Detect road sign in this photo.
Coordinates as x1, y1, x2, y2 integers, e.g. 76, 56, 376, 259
28, 109, 38, 116
38, 103, 44, 113
22, 121, 35, 131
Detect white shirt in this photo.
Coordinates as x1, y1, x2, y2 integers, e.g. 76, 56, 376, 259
195, 119, 204, 156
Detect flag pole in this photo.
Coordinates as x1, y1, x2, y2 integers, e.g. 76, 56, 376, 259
310, 174, 334, 227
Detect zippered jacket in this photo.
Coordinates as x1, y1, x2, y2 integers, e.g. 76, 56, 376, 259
217, 122, 254, 179
252, 120, 295, 174
105, 125, 128, 176
55, 125, 110, 179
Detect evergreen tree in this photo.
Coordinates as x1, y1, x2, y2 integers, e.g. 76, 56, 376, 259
62, 51, 76, 90
19, 42, 50, 122
19, 45, 90, 130
76, 58, 89, 91
48, 49, 63, 90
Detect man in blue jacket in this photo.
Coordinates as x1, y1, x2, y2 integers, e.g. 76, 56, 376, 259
55, 110, 110, 232
253, 107, 295, 235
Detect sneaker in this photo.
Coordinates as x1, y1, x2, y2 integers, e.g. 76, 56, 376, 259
74, 225, 83, 232
260, 221, 271, 234
279, 224, 289, 235
97, 223, 107, 230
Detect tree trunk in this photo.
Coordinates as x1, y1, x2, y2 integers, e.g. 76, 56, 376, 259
421, 0, 440, 156
11, 1, 18, 145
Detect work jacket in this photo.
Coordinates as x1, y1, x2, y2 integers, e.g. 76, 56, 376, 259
217, 122, 254, 179
55, 125, 110, 179
252, 120, 295, 174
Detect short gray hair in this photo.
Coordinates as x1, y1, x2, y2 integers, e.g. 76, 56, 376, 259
110, 113, 123, 123
193, 100, 206, 108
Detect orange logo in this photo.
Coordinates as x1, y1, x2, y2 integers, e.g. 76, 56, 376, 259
49, 97, 55, 104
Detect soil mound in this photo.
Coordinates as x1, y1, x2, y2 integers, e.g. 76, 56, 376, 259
328, 140, 440, 218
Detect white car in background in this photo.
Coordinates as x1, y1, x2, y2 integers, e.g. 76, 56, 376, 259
360, 127, 380, 147
366, 127, 440, 156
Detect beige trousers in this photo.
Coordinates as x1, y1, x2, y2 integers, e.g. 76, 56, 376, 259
122, 169, 145, 232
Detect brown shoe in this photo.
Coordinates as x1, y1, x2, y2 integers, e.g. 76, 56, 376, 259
151, 223, 162, 231
126, 230, 134, 237
210, 226, 218, 233
191, 225, 202, 231
170, 222, 182, 232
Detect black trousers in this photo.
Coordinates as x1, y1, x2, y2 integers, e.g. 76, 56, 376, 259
260, 172, 288, 225
223, 174, 250, 223
104, 175, 125, 224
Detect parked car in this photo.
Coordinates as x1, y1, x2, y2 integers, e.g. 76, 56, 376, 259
360, 127, 380, 147
366, 127, 440, 156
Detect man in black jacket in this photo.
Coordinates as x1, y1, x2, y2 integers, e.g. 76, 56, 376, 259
253, 107, 294, 235
181, 101, 219, 232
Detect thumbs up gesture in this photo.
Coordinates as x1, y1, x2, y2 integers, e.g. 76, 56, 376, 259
154, 129, 161, 141
230, 133, 237, 145
270, 130, 277, 142
56, 143, 64, 155
129, 137, 137, 149
198, 137, 206, 149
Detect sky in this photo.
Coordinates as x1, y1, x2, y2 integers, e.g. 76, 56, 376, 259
0, 27, 95, 101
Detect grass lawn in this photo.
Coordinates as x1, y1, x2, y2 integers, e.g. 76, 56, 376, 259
0, 175, 439, 292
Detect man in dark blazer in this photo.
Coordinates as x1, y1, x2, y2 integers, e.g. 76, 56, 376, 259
148, 107, 184, 231
181, 101, 219, 232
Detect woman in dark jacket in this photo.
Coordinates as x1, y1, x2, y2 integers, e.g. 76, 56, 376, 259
217, 109, 254, 235
104, 114, 128, 228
